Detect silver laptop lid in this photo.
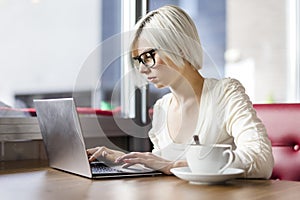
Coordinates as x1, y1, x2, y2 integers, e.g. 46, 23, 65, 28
34, 98, 92, 178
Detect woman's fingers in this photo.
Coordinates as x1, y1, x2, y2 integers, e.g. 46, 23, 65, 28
116, 152, 153, 167
88, 149, 173, 173
116, 152, 146, 162
121, 163, 134, 168
116, 152, 174, 174
86, 146, 108, 162
87, 146, 126, 163
115, 153, 132, 163
121, 158, 144, 168
86, 147, 97, 155
121, 158, 147, 169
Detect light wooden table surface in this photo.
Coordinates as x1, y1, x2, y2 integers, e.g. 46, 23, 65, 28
0, 160, 300, 200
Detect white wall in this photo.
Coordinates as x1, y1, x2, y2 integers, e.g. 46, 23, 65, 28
226, 0, 289, 103
0, 0, 101, 106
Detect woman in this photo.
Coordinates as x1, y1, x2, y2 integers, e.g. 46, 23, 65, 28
87, 5, 274, 178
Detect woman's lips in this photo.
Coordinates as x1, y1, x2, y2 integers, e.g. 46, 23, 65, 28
147, 77, 156, 82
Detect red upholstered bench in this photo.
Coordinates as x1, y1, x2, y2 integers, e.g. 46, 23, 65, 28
254, 104, 300, 181
0, 107, 120, 117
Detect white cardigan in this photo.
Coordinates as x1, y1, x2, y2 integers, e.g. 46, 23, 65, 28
148, 78, 274, 179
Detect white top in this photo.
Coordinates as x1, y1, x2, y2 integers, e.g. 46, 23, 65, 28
148, 78, 274, 178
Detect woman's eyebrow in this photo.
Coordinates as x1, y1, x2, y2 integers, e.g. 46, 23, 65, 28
138, 48, 154, 55
132, 48, 154, 58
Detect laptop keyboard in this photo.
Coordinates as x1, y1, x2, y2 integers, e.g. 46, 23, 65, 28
90, 162, 123, 174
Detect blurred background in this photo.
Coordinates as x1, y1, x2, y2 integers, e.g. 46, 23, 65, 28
0, 0, 299, 110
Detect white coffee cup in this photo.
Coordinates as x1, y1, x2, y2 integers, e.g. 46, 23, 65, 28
186, 144, 234, 174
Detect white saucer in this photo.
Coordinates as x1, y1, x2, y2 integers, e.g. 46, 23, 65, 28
170, 167, 245, 185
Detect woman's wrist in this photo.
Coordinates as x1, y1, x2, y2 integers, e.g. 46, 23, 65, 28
165, 160, 188, 175
173, 160, 188, 169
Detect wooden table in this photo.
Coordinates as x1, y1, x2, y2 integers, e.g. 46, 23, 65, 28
0, 160, 300, 200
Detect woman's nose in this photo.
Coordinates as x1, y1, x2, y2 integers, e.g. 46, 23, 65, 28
138, 64, 150, 74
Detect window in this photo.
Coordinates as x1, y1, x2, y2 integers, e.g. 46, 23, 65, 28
146, 0, 300, 103
0, 0, 102, 108
147, 0, 226, 105
287, 0, 300, 101
0, 0, 299, 110
226, 0, 298, 103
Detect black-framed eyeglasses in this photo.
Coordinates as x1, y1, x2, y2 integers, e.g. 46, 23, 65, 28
132, 48, 157, 70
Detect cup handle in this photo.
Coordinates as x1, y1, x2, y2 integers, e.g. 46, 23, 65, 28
218, 149, 234, 174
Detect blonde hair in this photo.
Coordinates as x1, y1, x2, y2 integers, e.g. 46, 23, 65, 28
129, 5, 203, 70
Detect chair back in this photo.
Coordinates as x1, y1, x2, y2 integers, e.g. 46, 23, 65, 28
254, 104, 300, 181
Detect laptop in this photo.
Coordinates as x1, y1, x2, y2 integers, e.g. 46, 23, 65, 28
34, 98, 161, 179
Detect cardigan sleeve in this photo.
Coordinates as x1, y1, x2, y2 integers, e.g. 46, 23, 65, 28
148, 101, 161, 154
148, 93, 172, 155
220, 78, 274, 178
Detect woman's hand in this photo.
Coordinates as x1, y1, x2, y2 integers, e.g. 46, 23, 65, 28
86, 146, 125, 163
115, 152, 187, 175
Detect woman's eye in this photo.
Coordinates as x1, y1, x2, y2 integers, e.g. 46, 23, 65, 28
144, 53, 151, 58
142, 53, 151, 60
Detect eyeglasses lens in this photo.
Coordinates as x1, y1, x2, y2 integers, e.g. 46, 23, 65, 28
133, 49, 156, 69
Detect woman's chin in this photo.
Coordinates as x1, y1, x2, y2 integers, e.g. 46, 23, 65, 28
153, 83, 166, 89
